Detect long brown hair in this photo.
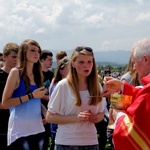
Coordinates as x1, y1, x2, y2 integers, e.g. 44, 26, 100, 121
18, 39, 44, 93
124, 57, 140, 86
67, 46, 102, 106
53, 57, 69, 85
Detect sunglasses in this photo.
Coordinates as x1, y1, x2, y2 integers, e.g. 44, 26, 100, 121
75, 47, 93, 53
60, 59, 69, 68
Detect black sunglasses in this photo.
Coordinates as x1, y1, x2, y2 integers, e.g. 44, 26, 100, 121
60, 59, 69, 68
75, 47, 93, 53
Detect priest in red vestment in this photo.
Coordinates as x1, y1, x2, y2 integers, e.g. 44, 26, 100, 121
103, 38, 150, 150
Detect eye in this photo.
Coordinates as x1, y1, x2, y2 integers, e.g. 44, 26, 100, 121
12, 56, 17, 59
30, 50, 35, 52
79, 61, 84, 64
88, 60, 92, 64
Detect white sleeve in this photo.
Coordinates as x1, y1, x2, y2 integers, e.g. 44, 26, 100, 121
101, 83, 107, 113
47, 81, 66, 115
114, 112, 126, 128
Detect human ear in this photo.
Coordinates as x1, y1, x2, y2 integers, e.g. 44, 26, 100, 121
71, 61, 75, 68
143, 55, 150, 65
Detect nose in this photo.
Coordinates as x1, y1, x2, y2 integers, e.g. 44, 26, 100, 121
84, 62, 89, 67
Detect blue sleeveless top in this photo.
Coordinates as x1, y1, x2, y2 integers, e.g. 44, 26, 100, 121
7, 70, 45, 146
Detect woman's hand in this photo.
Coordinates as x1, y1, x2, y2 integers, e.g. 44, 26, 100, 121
77, 110, 92, 123
32, 86, 46, 98
77, 110, 104, 123
42, 118, 47, 124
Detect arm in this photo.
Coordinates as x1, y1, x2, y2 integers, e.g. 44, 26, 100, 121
103, 77, 124, 97
41, 103, 47, 116
46, 111, 79, 124
41, 103, 47, 124
2, 68, 46, 109
0, 103, 4, 109
41, 95, 49, 101
2, 68, 21, 108
46, 110, 103, 124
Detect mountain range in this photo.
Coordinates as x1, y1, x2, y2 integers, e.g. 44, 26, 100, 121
51, 50, 130, 67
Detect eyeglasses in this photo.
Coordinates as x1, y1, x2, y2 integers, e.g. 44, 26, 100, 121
75, 47, 93, 53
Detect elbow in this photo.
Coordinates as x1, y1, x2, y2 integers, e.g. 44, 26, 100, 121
1, 101, 9, 109
46, 111, 53, 123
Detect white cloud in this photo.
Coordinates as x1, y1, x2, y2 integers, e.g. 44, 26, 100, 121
135, 12, 150, 22
134, 0, 144, 5
0, 0, 150, 52
101, 41, 111, 51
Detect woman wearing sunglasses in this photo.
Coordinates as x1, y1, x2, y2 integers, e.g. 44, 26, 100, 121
46, 46, 105, 150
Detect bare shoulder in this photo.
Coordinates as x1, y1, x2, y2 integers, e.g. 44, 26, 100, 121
10, 67, 19, 75
9, 68, 20, 80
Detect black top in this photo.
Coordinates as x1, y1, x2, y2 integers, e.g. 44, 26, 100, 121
42, 70, 54, 108
0, 69, 10, 134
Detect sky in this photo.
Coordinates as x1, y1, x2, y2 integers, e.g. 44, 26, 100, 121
0, 0, 150, 53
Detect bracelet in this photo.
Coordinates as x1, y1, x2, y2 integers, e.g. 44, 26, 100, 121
30, 93, 34, 98
28, 93, 34, 100
19, 97, 22, 104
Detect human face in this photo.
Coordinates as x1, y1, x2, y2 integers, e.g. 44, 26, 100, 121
41, 56, 53, 69
72, 54, 93, 78
60, 65, 69, 78
4, 51, 18, 68
132, 56, 145, 79
26, 44, 41, 63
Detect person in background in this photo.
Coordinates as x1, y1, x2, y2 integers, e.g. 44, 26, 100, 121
120, 56, 140, 86
49, 57, 70, 150
56, 50, 67, 63
0, 43, 19, 150
2, 39, 46, 150
0, 52, 3, 61
46, 46, 105, 150
49, 50, 68, 91
95, 102, 109, 150
103, 38, 150, 150
95, 70, 109, 150
40, 50, 54, 150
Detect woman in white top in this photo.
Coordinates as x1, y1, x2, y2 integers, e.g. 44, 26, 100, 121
46, 46, 105, 150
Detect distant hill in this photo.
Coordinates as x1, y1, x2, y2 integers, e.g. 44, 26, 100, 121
51, 50, 130, 68
94, 50, 130, 65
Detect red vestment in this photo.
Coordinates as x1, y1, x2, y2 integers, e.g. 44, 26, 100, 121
113, 75, 150, 150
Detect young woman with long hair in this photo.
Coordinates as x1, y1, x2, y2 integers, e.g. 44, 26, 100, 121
46, 46, 105, 150
2, 39, 46, 150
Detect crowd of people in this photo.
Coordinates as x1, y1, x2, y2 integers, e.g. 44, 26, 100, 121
0, 38, 150, 150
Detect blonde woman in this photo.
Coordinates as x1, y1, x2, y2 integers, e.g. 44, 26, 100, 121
46, 46, 105, 150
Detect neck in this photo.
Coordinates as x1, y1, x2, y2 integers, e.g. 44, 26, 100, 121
1, 65, 13, 73
78, 75, 87, 83
42, 65, 49, 72
78, 76, 88, 91
26, 62, 34, 75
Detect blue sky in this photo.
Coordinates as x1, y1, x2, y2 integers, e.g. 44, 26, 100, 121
0, 0, 150, 52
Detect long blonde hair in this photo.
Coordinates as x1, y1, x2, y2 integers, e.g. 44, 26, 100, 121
67, 46, 102, 106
